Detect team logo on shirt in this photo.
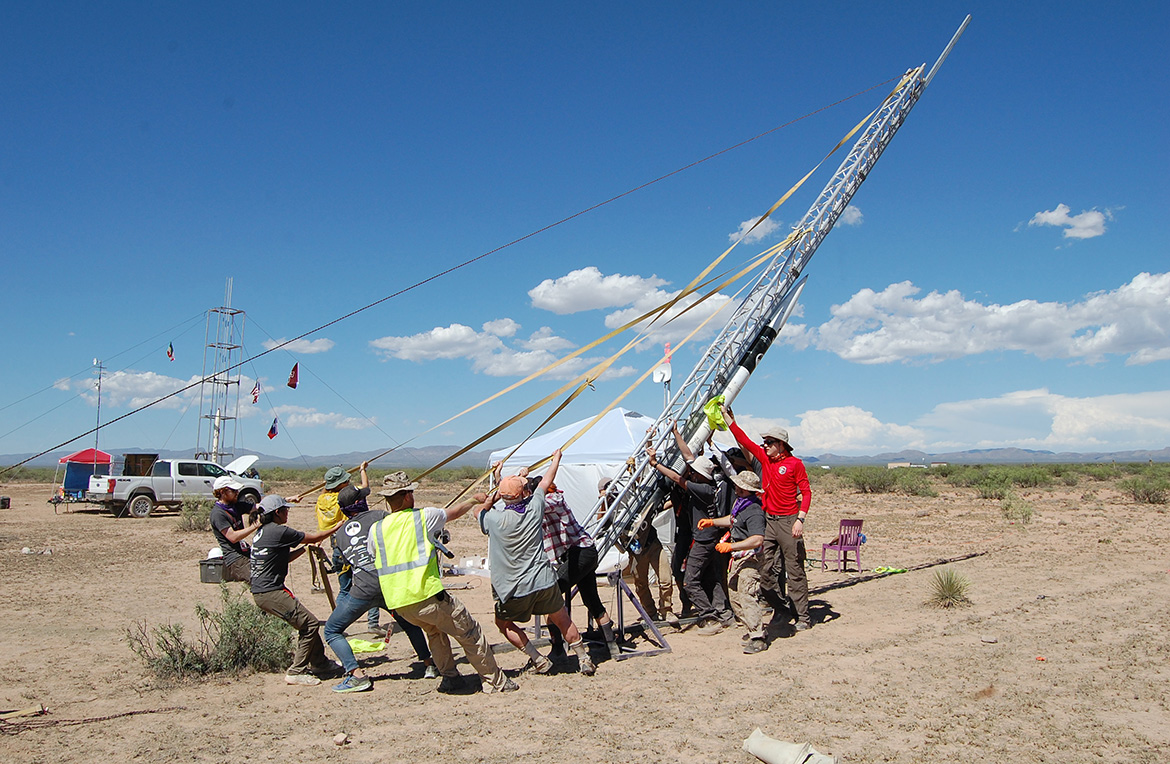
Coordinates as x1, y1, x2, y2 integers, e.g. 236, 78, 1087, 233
778, 466, 788, 475
345, 520, 362, 537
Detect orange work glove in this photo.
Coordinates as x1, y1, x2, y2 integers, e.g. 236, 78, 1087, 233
715, 542, 732, 554
697, 518, 715, 529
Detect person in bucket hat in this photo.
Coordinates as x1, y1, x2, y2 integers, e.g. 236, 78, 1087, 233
316, 463, 384, 635
697, 469, 768, 652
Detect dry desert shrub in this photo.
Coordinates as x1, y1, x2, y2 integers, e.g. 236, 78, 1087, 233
925, 567, 972, 609
175, 495, 214, 532
1001, 494, 1035, 523
1118, 475, 1169, 505
126, 584, 291, 679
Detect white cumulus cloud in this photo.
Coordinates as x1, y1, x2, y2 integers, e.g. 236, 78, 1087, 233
273, 404, 373, 431
1028, 203, 1113, 240
262, 337, 335, 354
839, 205, 863, 226
483, 318, 520, 337
369, 323, 634, 380
529, 267, 668, 314
729, 215, 780, 244
784, 272, 1170, 365
604, 289, 735, 349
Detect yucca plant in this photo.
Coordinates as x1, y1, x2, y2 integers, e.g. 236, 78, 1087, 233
925, 567, 972, 609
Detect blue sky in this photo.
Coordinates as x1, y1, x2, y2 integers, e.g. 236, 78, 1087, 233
2, 2, 1168, 464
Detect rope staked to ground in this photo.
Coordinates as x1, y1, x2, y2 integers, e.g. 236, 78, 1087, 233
0, 706, 186, 736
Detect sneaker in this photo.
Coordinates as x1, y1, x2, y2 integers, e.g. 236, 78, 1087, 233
484, 677, 521, 694
664, 612, 681, 629
524, 655, 554, 674
696, 619, 723, 636
332, 673, 373, 693
719, 612, 737, 628
794, 620, 812, 632
578, 655, 596, 676
285, 673, 321, 686
743, 638, 768, 655
368, 623, 389, 637
424, 664, 440, 679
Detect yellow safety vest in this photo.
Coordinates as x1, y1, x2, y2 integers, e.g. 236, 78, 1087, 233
372, 509, 445, 610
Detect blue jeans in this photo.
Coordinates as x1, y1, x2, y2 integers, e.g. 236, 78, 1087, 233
324, 589, 432, 674
337, 564, 380, 629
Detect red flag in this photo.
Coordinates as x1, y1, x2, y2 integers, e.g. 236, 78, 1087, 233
250, 381, 261, 404
166, 342, 175, 362
287, 363, 299, 389
267, 417, 279, 439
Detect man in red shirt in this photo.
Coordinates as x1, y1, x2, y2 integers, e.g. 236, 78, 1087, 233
721, 404, 812, 633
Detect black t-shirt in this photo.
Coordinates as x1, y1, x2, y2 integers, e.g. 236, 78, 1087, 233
686, 481, 724, 543
249, 523, 306, 594
731, 499, 766, 542
338, 509, 388, 602
210, 501, 251, 565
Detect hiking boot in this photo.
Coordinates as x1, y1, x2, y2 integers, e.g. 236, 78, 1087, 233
794, 620, 812, 632
311, 660, 344, 678
578, 655, 596, 676
332, 673, 373, 693
484, 677, 521, 694
424, 664, 440, 679
743, 638, 768, 655
524, 655, 554, 674
437, 674, 469, 693
285, 673, 321, 686
696, 619, 723, 636
663, 611, 681, 629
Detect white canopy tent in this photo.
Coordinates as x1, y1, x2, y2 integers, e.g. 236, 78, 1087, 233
488, 407, 656, 527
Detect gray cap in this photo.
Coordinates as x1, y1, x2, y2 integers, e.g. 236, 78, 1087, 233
257, 494, 289, 517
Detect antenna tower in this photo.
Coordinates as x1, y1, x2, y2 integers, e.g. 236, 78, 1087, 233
195, 278, 245, 463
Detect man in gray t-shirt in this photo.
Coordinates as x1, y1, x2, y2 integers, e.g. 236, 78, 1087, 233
480, 449, 596, 676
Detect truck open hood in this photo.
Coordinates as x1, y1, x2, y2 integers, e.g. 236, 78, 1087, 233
224, 455, 260, 475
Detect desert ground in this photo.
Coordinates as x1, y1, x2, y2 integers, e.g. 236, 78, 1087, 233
1, 474, 1167, 763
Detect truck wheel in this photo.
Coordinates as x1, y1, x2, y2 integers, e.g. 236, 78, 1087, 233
127, 493, 155, 518
239, 490, 260, 508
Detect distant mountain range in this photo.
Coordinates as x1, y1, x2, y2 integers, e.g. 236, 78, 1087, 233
5, 444, 1169, 471
804, 446, 1170, 466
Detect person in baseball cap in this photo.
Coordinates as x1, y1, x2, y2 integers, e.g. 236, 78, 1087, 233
250, 495, 345, 686
210, 474, 258, 583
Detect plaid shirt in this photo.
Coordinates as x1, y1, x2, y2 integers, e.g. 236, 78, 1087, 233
541, 491, 594, 565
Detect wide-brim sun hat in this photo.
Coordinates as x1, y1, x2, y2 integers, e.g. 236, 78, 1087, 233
760, 426, 791, 448
377, 471, 419, 498
690, 456, 716, 480
730, 470, 763, 493
324, 466, 352, 489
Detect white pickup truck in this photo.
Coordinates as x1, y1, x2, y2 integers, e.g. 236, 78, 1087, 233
87, 454, 263, 518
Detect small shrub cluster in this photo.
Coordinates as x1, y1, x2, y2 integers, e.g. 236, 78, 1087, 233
175, 495, 214, 533
126, 585, 291, 679
1119, 475, 1169, 505
925, 568, 972, 608
1001, 494, 1035, 523
895, 469, 939, 497
845, 466, 899, 494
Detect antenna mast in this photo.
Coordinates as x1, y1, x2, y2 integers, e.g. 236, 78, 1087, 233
195, 278, 246, 464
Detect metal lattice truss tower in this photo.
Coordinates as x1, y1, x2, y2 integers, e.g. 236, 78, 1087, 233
195, 278, 246, 464
589, 18, 969, 559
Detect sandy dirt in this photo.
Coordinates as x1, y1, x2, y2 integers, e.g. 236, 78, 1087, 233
1, 476, 1167, 763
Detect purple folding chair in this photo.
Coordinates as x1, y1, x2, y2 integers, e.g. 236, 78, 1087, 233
822, 519, 864, 572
